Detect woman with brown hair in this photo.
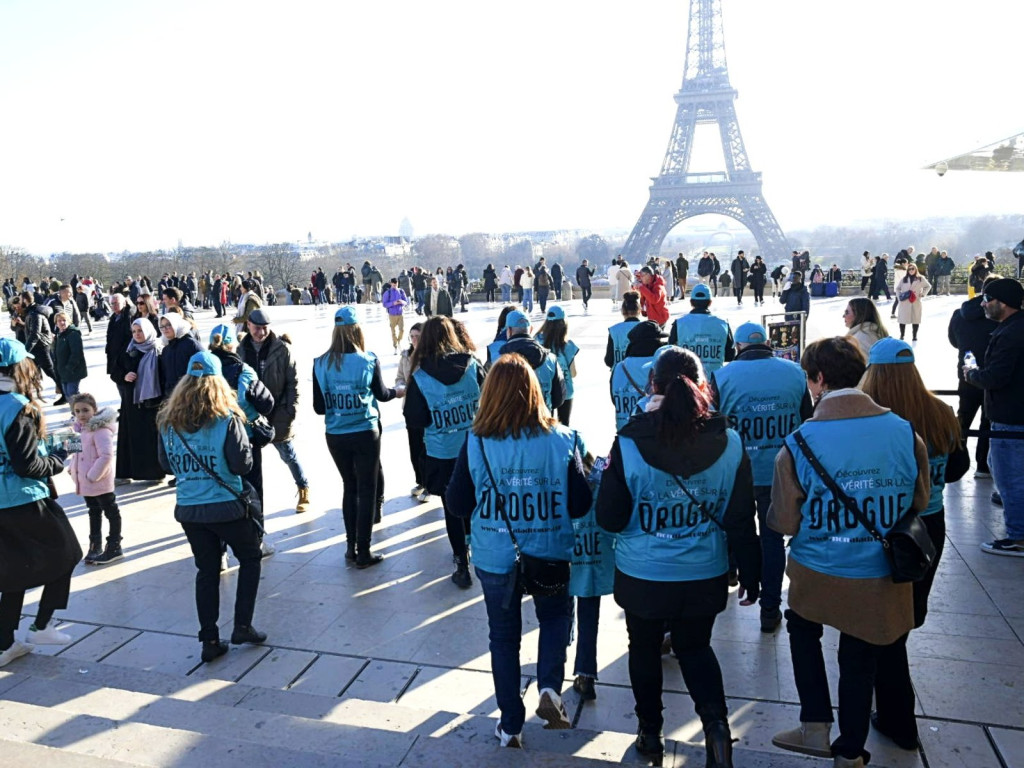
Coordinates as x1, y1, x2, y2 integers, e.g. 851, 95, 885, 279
403, 316, 485, 587
446, 354, 591, 748
157, 350, 262, 663
312, 306, 399, 568
894, 263, 931, 341
842, 297, 889, 357
133, 292, 160, 333
857, 338, 966, 753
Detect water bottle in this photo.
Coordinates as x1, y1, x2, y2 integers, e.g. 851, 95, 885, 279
963, 351, 976, 368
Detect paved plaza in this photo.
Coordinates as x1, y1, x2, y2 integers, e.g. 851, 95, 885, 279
0, 289, 1021, 767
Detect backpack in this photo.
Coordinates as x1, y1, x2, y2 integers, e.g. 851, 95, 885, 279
537, 271, 550, 288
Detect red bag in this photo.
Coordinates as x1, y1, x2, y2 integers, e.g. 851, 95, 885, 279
908, 291, 917, 303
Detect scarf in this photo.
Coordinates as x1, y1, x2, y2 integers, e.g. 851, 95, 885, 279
162, 312, 191, 339
127, 320, 163, 404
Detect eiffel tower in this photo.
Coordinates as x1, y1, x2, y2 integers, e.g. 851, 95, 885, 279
621, 0, 789, 263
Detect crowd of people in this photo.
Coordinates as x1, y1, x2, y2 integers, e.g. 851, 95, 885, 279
0, 251, 1020, 768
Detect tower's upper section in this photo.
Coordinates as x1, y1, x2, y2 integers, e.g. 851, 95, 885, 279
680, 0, 732, 93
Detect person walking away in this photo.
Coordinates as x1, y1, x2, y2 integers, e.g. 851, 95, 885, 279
962, 278, 1024, 556
403, 317, 483, 587
535, 263, 552, 313
769, 337, 930, 767
607, 259, 622, 308
598, 347, 760, 766
238, 309, 311, 513
69, 393, 123, 564
446, 354, 592, 747
52, 311, 87, 398
550, 262, 563, 301
605, 291, 642, 368
895, 263, 930, 341
576, 260, 594, 312
668, 284, 734, 376
731, 251, 750, 306
535, 306, 579, 425
312, 307, 401, 567
498, 265, 513, 304
749, 256, 767, 306
635, 266, 668, 327
483, 264, 497, 304
497, 310, 566, 413
609, 321, 667, 431
858, 339, 967, 752
870, 253, 891, 302
382, 278, 408, 353
947, 276, 999, 477
158, 350, 265, 663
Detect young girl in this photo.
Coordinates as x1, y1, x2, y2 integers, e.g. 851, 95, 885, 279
69, 394, 122, 564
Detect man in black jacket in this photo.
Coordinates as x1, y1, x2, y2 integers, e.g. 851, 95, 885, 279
963, 278, 1024, 556
576, 260, 594, 311
17, 292, 60, 398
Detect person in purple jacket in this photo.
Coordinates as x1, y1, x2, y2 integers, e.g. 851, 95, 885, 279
382, 278, 408, 353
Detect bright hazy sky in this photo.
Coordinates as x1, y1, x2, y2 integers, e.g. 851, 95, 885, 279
2, 0, 1021, 255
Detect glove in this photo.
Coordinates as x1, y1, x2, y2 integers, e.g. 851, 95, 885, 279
738, 580, 760, 606
49, 445, 68, 463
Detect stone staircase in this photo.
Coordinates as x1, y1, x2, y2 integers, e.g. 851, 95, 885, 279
0, 631, 825, 768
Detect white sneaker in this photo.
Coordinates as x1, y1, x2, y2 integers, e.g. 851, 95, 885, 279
0, 641, 33, 667
411, 484, 425, 497
494, 721, 523, 748
260, 540, 275, 558
220, 552, 230, 572
26, 625, 71, 645
417, 490, 431, 504
536, 687, 571, 729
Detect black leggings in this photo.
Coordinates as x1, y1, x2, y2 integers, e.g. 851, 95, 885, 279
557, 398, 573, 426
85, 492, 122, 543
326, 430, 380, 555
0, 569, 72, 649
899, 323, 919, 340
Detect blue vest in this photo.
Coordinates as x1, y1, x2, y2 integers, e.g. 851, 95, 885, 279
235, 363, 262, 432
531, 355, 559, 410
713, 356, 807, 486
0, 393, 49, 507
785, 414, 918, 579
610, 356, 652, 430
412, 361, 481, 460
486, 340, 505, 368
161, 417, 243, 506
467, 428, 578, 574
675, 313, 730, 373
924, 448, 948, 517
615, 432, 742, 582
570, 460, 615, 598
313, 350, 378, 435
607, 321, 638, 366
537, 335, 579, 401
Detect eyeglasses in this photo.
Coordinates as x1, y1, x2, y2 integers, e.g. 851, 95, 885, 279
982, 294, 998, 303
159, 323, 172, 329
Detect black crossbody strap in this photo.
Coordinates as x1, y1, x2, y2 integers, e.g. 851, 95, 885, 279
620, 363, 646, 396
477, 436, 522, 558
792, 431, 884, 545
668, 474, 726, 532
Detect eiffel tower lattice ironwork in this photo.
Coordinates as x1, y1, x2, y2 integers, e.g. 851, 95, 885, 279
621, 0, 789, 263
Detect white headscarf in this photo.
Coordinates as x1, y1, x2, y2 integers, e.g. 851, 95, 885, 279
162, 312, 191, 340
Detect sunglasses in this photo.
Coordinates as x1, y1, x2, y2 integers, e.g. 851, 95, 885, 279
982, 294, 998, 303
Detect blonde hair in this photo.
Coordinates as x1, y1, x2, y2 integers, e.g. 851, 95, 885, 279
157, 375, 244, 434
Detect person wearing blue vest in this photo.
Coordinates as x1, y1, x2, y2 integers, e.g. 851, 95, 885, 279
484, 306, 518, 370
403, 316, 485, 588
768, 337, 930, 768
496, 310, 566, 412
710, 322, 813, 634
446, 354, 591, 748
157, 350, 264, 664
668, 283, 735, 375
610, 320, 666, 431
0, 338, 81, 667
535, 305, 579, 425
597, 347, 759, 767
604, 290, 642, 369
858, 339, 967, 753
312, 306, 400, 569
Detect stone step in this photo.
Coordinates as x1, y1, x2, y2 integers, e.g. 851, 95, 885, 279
0, 654, 824, 767
0, 738, 143, 768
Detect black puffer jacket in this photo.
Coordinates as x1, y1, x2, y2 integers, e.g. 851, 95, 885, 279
239, 331, 299, 442
964, 311, 1024, 425
947, 296, 998, 380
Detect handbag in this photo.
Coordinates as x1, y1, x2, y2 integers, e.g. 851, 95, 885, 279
898, 290, 912, 302
248, 416, 275, 448
172, 426, 264, 537
792, 432, 934, 583
478, 436, 570, 596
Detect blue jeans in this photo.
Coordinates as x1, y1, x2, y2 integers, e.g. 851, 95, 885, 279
415, 288, 425, 313
573, 595, 600, 678
755, 485, 784, 610
990, 422, 1024, 539
501, 284, 511, 302
61, 379, 81, 397
523, 288, 533, 313
476, 567, 573, 735
272, 439, 308, 489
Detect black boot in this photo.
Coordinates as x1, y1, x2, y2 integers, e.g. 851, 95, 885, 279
84, 539, 102, 564
230, 625, 268, 645
703, 719, 734, 768
91, 538, 124, 565
451, 556, 471, 589
201, 640, 228, 663
635, 720, 664, 757
355, 546, 384, 569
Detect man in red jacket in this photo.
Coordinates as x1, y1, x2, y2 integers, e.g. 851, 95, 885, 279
635, 266, 669, 327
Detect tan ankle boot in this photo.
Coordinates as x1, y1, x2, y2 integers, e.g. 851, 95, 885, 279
296, 487, 310, 513
834, 756, 865, 768
771, 721, 832, 758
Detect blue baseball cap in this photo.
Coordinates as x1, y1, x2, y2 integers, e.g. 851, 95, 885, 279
642, 343, 679, 373
503, 310, 530, 332
334, 306, 358, 326
691, 283, 712, 301
187, 350, 222, 378
868, 337, 915, 365
0, 338, 33, 366
735, 322, 768, 344
545, 305, 565, 321
209, 324, 235, 346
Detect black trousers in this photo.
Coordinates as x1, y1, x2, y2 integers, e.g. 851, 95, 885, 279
0, 569, 73, 649
957, 381, 990, 470
30, 344, 59, 391
247, 444, 264, 506
407, 427, 426, 487
85, 492, 122, 543
182, 517, 262, 642
326, 430, 380, 554
581, 286, 592, 306
624, 611, 725, 730
557, 398, 573, 426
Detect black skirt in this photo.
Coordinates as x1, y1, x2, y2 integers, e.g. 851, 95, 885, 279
613, 568, 728, 620
0, 498, 83, 591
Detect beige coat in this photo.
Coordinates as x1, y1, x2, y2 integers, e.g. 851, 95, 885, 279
846, 322, 886, 358
768, 389, 930, 645
896, 275, 931, 325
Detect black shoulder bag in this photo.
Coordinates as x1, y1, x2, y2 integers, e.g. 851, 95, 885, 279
172, 427, 264, 537
792, 431, 934, 583
477, 436, 570, 597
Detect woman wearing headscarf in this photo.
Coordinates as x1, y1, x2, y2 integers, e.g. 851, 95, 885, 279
158, 312, 203, 395
0, 339, 81, 667
749, 255, 768, 306
114, 319, 165, 483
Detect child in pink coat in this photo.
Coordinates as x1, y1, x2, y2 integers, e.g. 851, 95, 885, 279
69, 394, 123, 564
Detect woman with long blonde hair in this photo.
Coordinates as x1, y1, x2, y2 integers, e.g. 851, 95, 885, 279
157, 350, 263, 664
857, 338, 966, 753
446, 354, 591, 747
